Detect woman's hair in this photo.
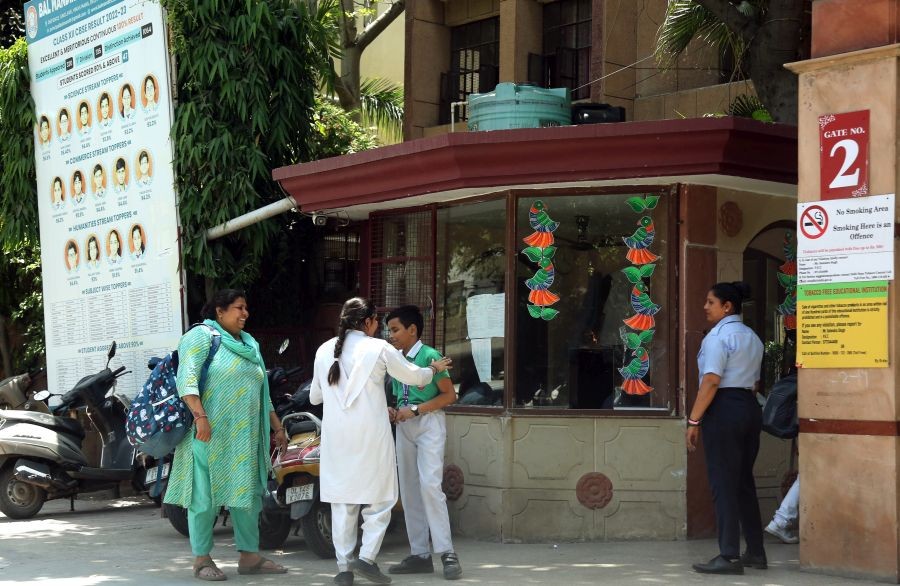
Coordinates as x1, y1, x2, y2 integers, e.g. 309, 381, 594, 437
328, 297, 377, 385
709, 281, 752, 315
200, 289, 246, 321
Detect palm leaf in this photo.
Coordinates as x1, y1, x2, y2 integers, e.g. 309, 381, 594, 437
656, 0, 765, 74
728, 93, 772, 122
359, 76, 404, 143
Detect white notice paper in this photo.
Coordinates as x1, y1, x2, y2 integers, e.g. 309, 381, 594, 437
466, 294, 505, 339
797, 194, 895, 285
470, 338, 492, 383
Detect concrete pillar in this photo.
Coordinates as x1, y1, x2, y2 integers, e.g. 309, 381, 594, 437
404, 0, 450, 139
786, 0, 900, 580
499, 0, 541, 84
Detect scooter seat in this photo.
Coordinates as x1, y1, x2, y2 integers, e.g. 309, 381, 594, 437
286, 420, 318, 436
0, 410, 86, 440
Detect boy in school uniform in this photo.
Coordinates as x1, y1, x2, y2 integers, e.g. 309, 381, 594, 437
386, 305, 462, 581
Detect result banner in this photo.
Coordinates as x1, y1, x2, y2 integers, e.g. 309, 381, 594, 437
25, 0, 182, 397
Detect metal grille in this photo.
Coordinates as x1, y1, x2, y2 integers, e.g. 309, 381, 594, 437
369, 209, 435, 345
322, 228, 361, 296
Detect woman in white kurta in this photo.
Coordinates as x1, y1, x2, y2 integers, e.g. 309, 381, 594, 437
310, 297, 450, 586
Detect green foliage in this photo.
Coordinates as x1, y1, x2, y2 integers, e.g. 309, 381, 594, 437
728, 93, 773, 122
0, 38, 43, 373
0, 0, 23, 49
656, 0, 764, 74
161, 0, 323, 283
0, 238, 44, 371
359, 77, 403, 143
309, 96, 378, 158
0, 38, 37, 246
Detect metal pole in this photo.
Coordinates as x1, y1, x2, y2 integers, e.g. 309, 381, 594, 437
205, 196, 297, 241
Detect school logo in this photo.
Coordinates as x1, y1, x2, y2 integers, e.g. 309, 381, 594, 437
26, 6, 38, 39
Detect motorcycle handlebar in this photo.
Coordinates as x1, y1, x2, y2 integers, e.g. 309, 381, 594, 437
112, 366, 129, 376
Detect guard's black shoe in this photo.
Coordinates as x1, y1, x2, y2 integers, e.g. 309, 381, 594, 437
692, 555, 744, 575
334, 571, 354, 586
388, 555, 434, 574
740, 550, 768, 569
349, 559, 392, 584
441, 552, 463, 580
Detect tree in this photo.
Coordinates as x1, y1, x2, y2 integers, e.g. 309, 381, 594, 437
329, 0, 405, 140
0, 0, 23, 49
657, 0, 809, 123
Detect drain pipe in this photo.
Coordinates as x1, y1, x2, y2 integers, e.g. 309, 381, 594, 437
449, 101, 467, 132
205, 196, 297, 241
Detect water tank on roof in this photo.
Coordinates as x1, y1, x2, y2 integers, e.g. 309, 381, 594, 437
467, 83, 571, 132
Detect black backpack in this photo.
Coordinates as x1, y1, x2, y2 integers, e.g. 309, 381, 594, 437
762, 372, 798, 439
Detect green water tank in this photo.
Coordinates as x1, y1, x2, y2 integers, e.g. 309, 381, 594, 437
467, 83, 571, 131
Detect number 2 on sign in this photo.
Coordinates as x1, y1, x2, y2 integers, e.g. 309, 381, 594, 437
829, 139, 860, 189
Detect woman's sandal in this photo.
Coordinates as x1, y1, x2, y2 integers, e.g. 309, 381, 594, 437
237, 556, 288, 575
194, 560, 227, 581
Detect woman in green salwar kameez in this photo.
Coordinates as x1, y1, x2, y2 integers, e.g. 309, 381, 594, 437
164, 289, 290, 581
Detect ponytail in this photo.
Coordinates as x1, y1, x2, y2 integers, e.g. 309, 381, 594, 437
327, 297, 377, 385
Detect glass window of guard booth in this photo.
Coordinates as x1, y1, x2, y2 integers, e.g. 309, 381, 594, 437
368, 192, 673, 412
435, 199, 506, 407
513, 192, 672, 411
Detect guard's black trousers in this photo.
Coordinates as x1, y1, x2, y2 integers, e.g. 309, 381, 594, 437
701, 388, 765, 559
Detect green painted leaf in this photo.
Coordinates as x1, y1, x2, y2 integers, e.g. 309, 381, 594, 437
621, 267, 643, 283
624, 333, 642, 348
644, 195, 660, 209
522, 247, 543, 262
527, 304, 542, 318
543, 245, 557, 259
639, 264, 656, 278
638, 329, 655, 344
540, 308, 560, 320
777, 273, 796, 288
626, 197, 647, 213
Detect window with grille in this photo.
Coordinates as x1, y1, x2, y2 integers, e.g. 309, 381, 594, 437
440, 17, 500, 123
322, 228, 361, 298
368, 209, 436, 345
529, 0, 592, 100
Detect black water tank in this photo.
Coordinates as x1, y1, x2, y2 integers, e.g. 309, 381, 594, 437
571, 103, 626, 125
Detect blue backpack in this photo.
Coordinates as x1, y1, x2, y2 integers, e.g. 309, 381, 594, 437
125, 324, 221, 458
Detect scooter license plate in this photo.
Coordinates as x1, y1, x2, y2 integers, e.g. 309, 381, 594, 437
286, 483, 314, 504
145, 463, 171, 484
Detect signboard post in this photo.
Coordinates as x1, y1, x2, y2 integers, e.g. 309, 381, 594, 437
819, 110, 870, 200
795, 195, 894, 368
25, 0, 183, 397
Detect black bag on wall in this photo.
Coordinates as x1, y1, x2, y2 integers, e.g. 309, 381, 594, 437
762, 372, 798, 439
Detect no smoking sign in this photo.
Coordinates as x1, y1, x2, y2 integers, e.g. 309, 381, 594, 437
800, 205, 828, 239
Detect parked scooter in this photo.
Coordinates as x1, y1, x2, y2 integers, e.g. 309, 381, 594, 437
0, 371, 50, 413
260, 409, 332, 557
0, 342, 162, 518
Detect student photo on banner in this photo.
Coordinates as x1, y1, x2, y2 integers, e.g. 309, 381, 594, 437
50, 176, 65, 211
141, 74, 159, 113
77, 100, 92, 135
119, 82, 136, 120
37, 114, 51, 147
97, 91, 114, 128
129, 223, 146, 260
107, 229, 123, 266
64, 239, 80, 273
135, 149, 153, 186
57, 108, 71, 142
85, 234, 102, 270
113, 156, 129, 194
91, 162, 107, 198
71, 169, 86, 205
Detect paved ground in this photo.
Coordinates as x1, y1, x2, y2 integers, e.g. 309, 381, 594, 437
0, 496, 886, 585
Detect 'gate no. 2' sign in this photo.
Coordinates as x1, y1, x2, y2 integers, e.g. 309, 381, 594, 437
819, 110, 869, 200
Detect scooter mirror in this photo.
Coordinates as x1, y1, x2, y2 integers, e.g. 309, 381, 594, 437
278, 339, 290, 355
33, 390, 50, 401
107, 341, 117, 360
